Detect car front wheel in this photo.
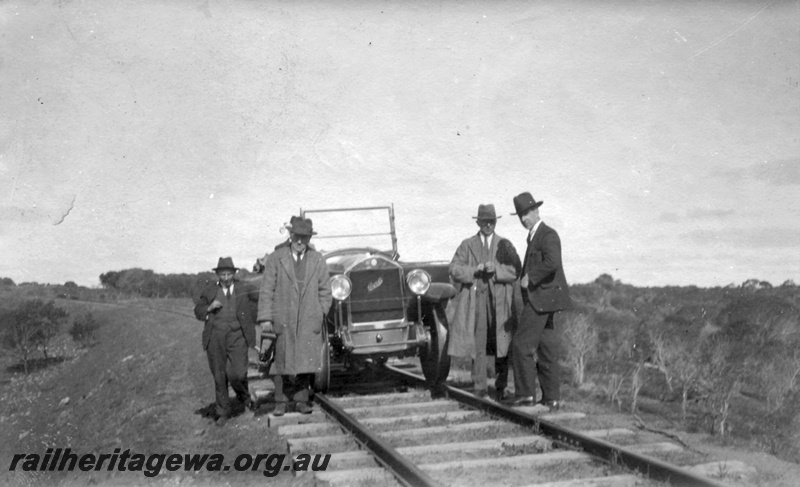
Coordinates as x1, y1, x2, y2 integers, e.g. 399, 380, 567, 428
419, 302, 451, 390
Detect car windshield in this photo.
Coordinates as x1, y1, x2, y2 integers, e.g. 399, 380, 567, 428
302, 207, 396, 255
325, 252, 371, 267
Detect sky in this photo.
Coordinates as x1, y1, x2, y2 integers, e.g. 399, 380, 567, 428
1, 0, 798, 288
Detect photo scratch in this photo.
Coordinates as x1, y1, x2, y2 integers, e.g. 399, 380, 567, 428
689, 0, 775, 59
53, 196, 76, 226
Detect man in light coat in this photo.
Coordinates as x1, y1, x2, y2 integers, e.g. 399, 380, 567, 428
258, 217, 332, 415
448, 204, 520, 401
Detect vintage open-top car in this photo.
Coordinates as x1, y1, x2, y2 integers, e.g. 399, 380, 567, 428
259, 205, 456, 393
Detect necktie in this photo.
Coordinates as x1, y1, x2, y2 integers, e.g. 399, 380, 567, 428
225, 288, 230, 299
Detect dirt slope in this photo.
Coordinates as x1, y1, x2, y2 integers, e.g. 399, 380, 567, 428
1, 298, 298, 487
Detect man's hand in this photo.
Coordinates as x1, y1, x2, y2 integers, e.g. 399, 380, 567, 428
484, 262, 496, 275
208, 299, 223, 313
520, 274, 529, 289
260, 320, 274, 333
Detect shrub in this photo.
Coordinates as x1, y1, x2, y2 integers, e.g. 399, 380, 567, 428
69, 312, 101, 348
695, 333, 743, 436
1, 299, 68, 373
562, 312, 598, 386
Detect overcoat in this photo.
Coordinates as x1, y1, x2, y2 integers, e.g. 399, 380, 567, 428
193, 279, 259, 349
447, 232, 518, 358
257, 246, 332, 375
523, 222, 571, 313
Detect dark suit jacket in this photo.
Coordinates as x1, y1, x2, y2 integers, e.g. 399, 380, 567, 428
193, 279, 259, 349
523, 222, 571, 313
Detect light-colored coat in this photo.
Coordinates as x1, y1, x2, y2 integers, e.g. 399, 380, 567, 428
257, 246, 332, 375
447, 232, 518, 358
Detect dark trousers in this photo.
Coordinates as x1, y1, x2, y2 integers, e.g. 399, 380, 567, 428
511, 304, 562, 401
274, 373, 313, 404
494, 355, 510, 392
206, 327, 249, 417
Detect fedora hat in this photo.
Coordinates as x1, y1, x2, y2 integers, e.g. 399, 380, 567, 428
213, 256, 238, 272
511, 192, 544, 215
472, 204, 501, 220
290, 218, 317, 236
284, 215, 304, 231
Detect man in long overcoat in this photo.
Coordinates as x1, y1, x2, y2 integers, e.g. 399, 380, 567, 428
505, 192, 571, 410
258, 217, 331, 415
193, 257, 259, 424
448, 204, 520, 401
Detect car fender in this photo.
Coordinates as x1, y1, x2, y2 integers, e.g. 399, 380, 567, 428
421, 282, 457, 302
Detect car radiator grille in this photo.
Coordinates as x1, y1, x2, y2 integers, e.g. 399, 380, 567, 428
348, 268, 405, 323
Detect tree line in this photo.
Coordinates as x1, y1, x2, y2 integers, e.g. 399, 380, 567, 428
98, 268, 217, 298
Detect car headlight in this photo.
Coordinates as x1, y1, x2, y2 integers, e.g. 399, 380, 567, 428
330, 274, 352, 301
406, 269, 431, 296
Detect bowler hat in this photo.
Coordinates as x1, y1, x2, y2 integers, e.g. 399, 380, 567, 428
472, 204, 501, 220
511, 192, 544, 215
291, 218, 317, 236
213, 256, 238, 272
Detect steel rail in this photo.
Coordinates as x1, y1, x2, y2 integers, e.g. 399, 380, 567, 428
385, 364, 728, 487
313, 393, 444, 487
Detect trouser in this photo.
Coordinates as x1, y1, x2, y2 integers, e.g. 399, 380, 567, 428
206, 327, 249, 417
274, 373, 314, 404
511, 305, 561, 401
471, 290, 495, 392
494, 354, 511, 392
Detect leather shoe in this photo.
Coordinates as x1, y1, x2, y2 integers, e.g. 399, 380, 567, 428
503, 395, 535, 407
430, 384, 447, 400
539, 399, 561, 411
495, 389, 512, 402
272, 402, 286, 416
296, 402, 313, 415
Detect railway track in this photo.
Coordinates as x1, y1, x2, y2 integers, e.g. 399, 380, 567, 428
255, 362, 739, 487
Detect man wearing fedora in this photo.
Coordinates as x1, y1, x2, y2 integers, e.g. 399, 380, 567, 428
506, 193, 571, 410
258, 217, 331, 416
448, 204, 521, 401
193, 257, 260, 424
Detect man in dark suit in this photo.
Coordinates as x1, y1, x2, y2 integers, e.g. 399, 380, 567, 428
505, 192, 571, 410
193, 257, 259, 424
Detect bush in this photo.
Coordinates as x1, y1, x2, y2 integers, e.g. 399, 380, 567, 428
69, 312, 101, 348
562, 311, 598, 386
1, 299, 68, 373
